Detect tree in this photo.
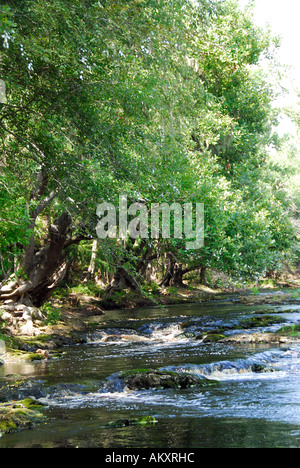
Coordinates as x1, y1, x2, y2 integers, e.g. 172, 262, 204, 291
0, 0, 217, 304
136, 0, 295, 287
0, 0, 296, 307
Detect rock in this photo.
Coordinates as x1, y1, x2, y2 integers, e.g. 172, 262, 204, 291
1, 311, 13, 323
0, 399, 46, 437
238, 315, 287, 329
0, 380, 46, 402
3, 304, 17, 312
103, 334, 149, 343
220, 333, 291, 344
45, 383, 93, 400
36, 349, 50, 359
251, 363, 275, 373
19, 320, 35, 336
27, 352, 47, 361
202, 334, 225, 343
119, 369, 220, 391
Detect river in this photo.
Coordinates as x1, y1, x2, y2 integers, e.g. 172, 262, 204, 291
1, 293, 300, 448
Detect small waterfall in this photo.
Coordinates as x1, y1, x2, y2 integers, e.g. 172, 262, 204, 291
85, 328, 150, 344
85, 322, 187, 345
149, 323, 186, 342
162, 348, 300, 381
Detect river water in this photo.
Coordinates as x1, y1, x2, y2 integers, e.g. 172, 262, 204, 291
1, 294, 300, 448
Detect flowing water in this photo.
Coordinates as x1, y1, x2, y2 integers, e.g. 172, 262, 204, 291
1, 293, 300, 448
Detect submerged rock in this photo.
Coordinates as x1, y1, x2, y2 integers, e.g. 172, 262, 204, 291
119, 369, 220, 391
105, 416, 158, 428
0, 380, 46, 403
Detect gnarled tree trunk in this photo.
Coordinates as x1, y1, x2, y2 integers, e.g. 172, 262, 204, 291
159, 253, 186, 288
0, 213, 73, 307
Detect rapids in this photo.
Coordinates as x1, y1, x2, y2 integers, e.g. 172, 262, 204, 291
1, 293, 300, 448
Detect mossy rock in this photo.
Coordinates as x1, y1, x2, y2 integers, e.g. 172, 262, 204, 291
119, 368, 219, 391
0, 380, 46, 403
120, 369, 156, 379
202, 334, 225, 343
0, 399, 46, 437
251, 364, 275, 374
26, 353, 45, 361
20, 398, 45, 409
238, 315, 287, 329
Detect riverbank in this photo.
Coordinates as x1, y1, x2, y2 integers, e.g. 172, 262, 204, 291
1, 280, 299, 362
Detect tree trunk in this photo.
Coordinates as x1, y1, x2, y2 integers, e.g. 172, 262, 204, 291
160, 261, 207, 288
172, 264, 186, 288
0, 213, 72, 307
159, 253, 186, 288
199, 266, 207, 285
159, 253, 175, 287
104, 266, 143, 298
104, 240, 158, 297
84, 239, 98, 282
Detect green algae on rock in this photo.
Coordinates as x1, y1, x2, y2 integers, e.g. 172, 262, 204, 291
202, 334, 226, 343
0, 399, 46, 437
119, 369, 220, 391
238, 315, 287, 329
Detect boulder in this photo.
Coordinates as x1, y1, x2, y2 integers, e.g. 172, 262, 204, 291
119, 369, 220, 391
202, 334, 225, 343
1, 311, 13, 323
0, 380, 46, 402
1, 304, 46, 333
18, 321, 35, 336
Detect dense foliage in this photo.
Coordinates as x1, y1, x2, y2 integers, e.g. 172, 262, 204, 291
0, 0, 298, 304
